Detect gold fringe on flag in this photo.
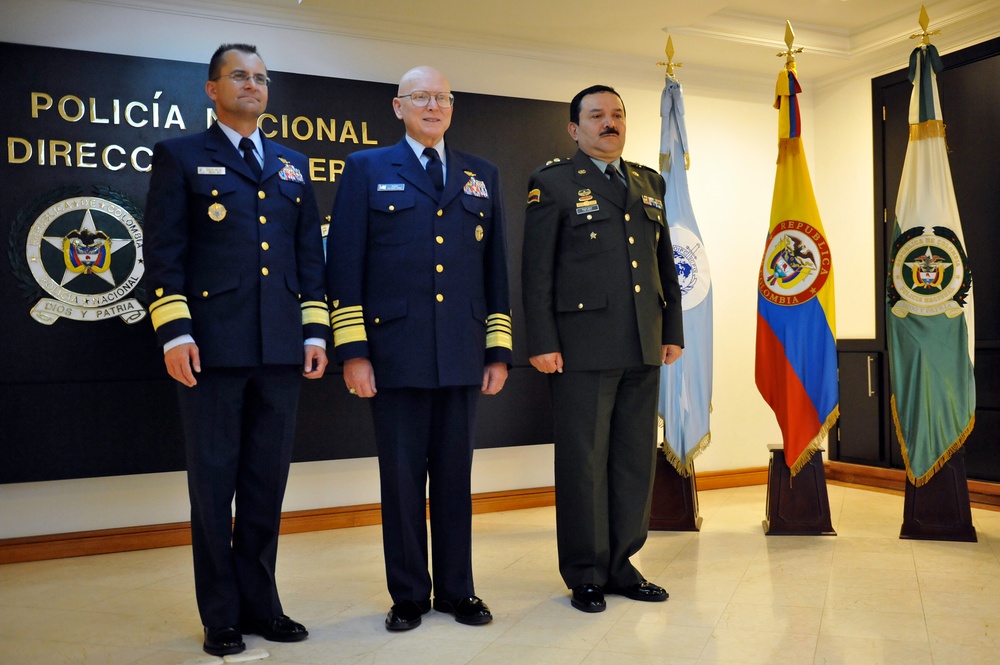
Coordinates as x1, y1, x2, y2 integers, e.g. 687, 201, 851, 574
788, 405, 840, 478
910, 119, 946, 141
892, 394, 975, 487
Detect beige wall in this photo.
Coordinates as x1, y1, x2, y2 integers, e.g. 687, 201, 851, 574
0, 0, 979, 538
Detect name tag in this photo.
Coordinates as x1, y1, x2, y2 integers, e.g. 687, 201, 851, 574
197, 166, 226, 175
377, 183, 405, 191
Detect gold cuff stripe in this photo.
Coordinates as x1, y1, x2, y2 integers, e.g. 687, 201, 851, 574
486, 314, 513, 349
149, 298, 191, 331
331, 305, 367, 346
486, 330, 513, 350
301, 301, 331, 327
149, 302, 191, 330
333, 325, 368, 346
486, 313, 512, 330
330, 304, 363, 322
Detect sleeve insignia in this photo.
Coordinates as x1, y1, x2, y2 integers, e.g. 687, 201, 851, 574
527, 188, 541, 204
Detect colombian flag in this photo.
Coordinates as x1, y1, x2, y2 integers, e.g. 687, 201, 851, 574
755, 61, 839, 476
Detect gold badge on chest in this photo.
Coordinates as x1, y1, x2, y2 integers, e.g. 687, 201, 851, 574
475, 225, 484, 241
208, 203, 227, 222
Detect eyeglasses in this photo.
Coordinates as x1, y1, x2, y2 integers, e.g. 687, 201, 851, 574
214, 71, 271, 87
397, 91, 455, 108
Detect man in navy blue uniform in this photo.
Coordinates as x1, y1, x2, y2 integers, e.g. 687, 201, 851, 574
326, 66, 512, 631
144, 43, 330, 656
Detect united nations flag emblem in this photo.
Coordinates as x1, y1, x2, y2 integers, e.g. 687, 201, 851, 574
671, 226, 711, 311
9, 185, 147, 325
888, 226, 971, 318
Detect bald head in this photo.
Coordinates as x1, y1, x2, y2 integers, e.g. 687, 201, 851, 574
393, 66, 454, 147
397, 66, 449, 96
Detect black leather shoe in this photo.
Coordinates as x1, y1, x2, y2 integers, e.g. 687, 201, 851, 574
570, 584, 606, 613
433, 596, 493, 625
385, 600, 431, 631
607, 580, 669, 602
203, 626, 245, 656
241, 614, 309, 642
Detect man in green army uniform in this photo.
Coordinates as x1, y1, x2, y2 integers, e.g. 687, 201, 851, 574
521, 84, 684, 613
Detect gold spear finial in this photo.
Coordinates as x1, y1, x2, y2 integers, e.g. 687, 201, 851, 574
777, 20, 803, 65
910, 5, 940, 45
656, 35, 683, 80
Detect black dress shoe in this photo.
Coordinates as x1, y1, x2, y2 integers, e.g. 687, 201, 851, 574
607, 580, 669, 602
385, 600, 431, 631
433, 596, 493, 625
570, 584, 606, 613
203, 626, 245, 656
241, 614, 309, 642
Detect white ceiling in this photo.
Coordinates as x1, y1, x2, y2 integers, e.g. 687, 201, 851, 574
246, 0, 1000, 86
142, 0, 1000, 88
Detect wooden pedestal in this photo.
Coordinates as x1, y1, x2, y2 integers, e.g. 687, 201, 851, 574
649, 449, 702, 531
763, 445, 836, 536
900, 452, 977, 542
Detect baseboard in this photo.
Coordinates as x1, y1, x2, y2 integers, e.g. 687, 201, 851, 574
826, 460, 1000, 510
0, 468, 768, 565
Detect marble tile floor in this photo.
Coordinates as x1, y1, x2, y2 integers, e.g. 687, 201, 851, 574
2, 484, 1000, 664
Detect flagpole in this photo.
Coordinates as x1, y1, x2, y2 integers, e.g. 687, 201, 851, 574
889, 5, 976, 542
757, 21, 836, 536
649, 35, 706, 532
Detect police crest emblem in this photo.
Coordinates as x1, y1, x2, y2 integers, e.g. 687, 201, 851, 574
888, 226, 970, 318
9, 185, 147, 325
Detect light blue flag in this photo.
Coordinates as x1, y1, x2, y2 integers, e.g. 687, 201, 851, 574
658, 75, 713, 476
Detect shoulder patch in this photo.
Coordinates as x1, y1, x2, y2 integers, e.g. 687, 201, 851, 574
540, 157, 574, 170
527, 188, 541, 204
625, 160, 657, 173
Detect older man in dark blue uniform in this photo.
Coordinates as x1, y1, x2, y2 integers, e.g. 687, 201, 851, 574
144, 43, 329, 656
326, 66, 512, 632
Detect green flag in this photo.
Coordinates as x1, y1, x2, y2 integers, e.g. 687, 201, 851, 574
886, 43, 975, 486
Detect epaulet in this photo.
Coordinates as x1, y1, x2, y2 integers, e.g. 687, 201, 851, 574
540, 157, 574, 170
624, 160, 657, 173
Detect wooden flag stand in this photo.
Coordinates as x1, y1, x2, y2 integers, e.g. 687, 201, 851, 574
900, 451, 976, 542
763, 444, 836, 536
649, 448, 702, 531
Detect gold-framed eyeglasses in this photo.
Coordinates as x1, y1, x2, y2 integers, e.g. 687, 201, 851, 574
397, 91, 455, 108
214, 71, 271, 87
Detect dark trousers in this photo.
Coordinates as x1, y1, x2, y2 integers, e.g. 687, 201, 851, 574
550, 365, 659, 589
176, 365, 301, 627
369, 386, 480, 604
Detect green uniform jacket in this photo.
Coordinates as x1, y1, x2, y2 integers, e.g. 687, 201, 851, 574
522, 149, 683, 371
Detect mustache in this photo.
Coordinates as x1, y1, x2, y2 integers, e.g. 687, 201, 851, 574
600, 128, 620, 136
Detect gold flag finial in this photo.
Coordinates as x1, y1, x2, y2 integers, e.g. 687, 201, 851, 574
910, 5, 940, 45
656, 35, 683, 80
778, 21, 803, 65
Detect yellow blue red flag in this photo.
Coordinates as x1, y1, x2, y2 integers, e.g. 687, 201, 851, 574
755, 61, 839, 476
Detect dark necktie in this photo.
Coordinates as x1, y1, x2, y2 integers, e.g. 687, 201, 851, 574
605, 163, 628, 207
239, 137, 262, 180
423, 147, 444, 193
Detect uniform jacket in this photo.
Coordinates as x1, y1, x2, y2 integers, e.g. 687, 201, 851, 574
327, 138, 513, 389
144, 123, 330, 367
522, 149, 683, 371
